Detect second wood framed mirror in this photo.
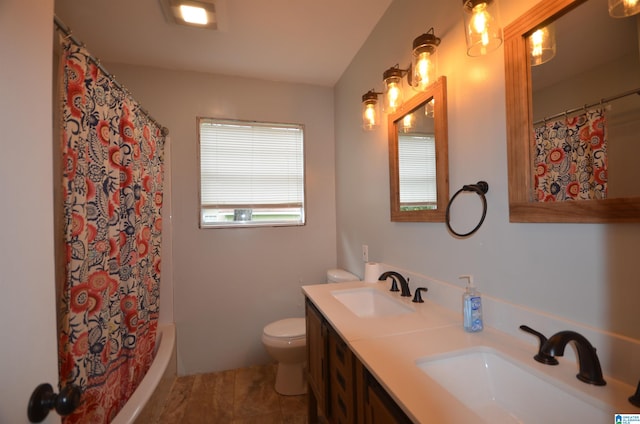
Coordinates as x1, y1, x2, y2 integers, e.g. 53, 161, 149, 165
504, 0, 640, 222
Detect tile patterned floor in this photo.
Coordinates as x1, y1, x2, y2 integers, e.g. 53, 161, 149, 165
156, 364, 308, 423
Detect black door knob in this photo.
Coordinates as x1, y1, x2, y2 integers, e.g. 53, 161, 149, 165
28, 383, 81, 423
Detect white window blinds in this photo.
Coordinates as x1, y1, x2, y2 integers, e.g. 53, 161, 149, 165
398, 134, 437, 206
198, 118, 305, 227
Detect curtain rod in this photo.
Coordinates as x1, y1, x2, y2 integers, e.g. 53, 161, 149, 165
534, 87, 640, 126
53, 15, 169, 136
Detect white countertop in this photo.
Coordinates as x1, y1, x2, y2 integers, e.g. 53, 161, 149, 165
302, 281, 640, 423
303, 280, 459, 341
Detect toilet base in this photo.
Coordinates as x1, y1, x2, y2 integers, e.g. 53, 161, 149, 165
274, 361, 307, 396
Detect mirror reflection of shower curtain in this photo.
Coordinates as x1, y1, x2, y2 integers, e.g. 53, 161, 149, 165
57, 38, 165, 423
534, 108, 608, 201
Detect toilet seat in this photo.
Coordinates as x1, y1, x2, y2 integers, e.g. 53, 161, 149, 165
327, 268, 360, 283
263, 318, 306, 340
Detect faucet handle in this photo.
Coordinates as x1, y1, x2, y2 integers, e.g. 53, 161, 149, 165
412, 287, 428, 303
519, 325, 559, 365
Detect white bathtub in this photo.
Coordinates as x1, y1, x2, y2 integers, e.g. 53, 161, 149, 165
111, 323, 177, 424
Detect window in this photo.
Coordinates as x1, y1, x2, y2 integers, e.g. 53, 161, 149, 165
398, 133, 437, 210
198, 118, 305, 228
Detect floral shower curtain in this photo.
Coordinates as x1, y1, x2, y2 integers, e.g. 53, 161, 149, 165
534, 108, 608, 201
58, 39, 165, 423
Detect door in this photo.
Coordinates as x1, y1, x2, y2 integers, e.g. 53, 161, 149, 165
0, 0, 61, 422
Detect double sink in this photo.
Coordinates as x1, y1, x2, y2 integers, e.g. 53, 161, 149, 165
327, 285, 619, 423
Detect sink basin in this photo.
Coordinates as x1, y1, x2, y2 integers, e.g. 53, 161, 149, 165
331, 287, 413, 318
416, 347, 609, 423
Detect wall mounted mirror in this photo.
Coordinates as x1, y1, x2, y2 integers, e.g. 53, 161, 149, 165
388, 76, 449, 222
504, 0, 640, 222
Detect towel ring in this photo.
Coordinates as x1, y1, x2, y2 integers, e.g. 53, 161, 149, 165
445, 181, 489, 238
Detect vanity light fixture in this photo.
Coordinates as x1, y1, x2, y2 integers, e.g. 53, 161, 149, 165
608, 0, 640, 17
362, 90, 383, 131
462, 0, 503, 56
528, 24, 556, 66
411, 28, 441, 92
160, 0, 218, 29
383, 65, 409, 113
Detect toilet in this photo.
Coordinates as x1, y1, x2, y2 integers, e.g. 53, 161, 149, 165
262, 268, 360, 395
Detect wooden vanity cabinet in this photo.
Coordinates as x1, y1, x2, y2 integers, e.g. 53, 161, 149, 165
305, 298, 412, 424
328, 325, 358, 424
306, 298, 328, 419
363, 370, 413, 424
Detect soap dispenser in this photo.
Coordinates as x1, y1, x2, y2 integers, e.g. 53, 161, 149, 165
460, 275, 483, 332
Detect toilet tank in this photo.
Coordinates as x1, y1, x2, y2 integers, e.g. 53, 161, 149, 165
327, 268, 360, 283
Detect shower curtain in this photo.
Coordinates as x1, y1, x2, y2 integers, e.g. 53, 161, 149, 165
534, 108, 608, 201
57, 38, 165, 423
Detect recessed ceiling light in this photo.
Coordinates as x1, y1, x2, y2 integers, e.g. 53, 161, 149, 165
160, 0, 217, 29
180, 5, 208, 25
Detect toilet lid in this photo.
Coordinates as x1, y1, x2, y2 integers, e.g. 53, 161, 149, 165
264, 318, 306, 338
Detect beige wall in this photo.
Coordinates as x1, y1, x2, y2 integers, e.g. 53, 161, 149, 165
106, 64, 337, 375
45, 0, 640, 381
335, 0, 640, 341
0, 0, 61, 421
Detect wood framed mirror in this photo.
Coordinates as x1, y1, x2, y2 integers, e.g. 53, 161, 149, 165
504, 0, 640, 222
388, 76, 449, 222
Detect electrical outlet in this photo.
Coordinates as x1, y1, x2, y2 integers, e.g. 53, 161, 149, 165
362, 244, 369, 262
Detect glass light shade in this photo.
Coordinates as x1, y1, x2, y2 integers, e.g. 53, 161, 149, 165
425, 98, 435, 118
383, 67, 404, 113
401, 113, 414, 133
362, 91, 381, 131
411, 30, 441, 92
608, 0, 640, 17
528, 24, 556, 66
462, 0, 503, 56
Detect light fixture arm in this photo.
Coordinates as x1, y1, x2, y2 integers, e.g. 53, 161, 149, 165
463, 0, 494, 10
412, 27, 441, 55
383, 64, 413, 86
362, 90, 383, 102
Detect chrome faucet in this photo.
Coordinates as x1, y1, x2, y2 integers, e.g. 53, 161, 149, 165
539, 330, 606, 386
378, 271, 411, 297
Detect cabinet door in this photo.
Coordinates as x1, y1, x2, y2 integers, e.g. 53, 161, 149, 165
364, 372, 413, 424
306, 296, 413, 424
354, 357, 366, 424
306, 299, 327, 419
328, 327, 355, 424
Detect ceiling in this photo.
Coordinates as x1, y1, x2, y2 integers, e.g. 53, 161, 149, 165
54, 0, 394, 87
